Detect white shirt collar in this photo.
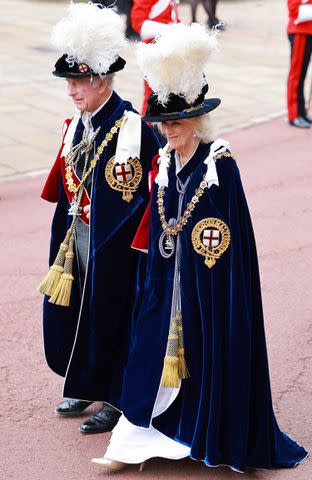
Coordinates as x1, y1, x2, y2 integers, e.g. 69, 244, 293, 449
175, 151, 183, 174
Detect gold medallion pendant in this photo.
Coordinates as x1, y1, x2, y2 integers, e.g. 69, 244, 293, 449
191, 218, 231, 268
105, 156, 143, 202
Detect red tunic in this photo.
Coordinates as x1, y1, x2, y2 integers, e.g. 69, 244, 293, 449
131, 0, 178, 36
41, 119, 71, 203
287, 0, 312, 35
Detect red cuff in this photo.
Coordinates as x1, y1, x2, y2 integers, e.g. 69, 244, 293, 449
41, 119, 72, 203
131, 154, 159, 252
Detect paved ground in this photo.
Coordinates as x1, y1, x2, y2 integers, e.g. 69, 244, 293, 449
1, 117, 311, 479
1, 0, 311, 178
1, 1, 312, 479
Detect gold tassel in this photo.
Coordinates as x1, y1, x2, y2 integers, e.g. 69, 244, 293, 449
49, 235, 75, 307
37, 232, 71, 296
176, 310, 190, 379
161, 309, 190, 387
160, 355, 180, 388
178, 347, 190, 379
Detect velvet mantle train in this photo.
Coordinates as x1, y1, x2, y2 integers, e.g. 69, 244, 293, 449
41, 91, 159, 404
120, 142, 308, 472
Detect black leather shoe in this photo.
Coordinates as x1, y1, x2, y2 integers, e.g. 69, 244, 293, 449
79, 408, 121, 434
208, 17, 226, 30
55, 399, 93, 416
289, 117, 311, 128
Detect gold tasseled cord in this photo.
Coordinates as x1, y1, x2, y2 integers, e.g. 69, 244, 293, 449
36, 231, 71, 296
49, 235, 75, 307
160, 355, 180, 388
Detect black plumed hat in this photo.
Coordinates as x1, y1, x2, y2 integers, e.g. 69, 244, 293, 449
53, 54, 126, 78
51, 3, 127, 78
138, 23, 221, 122
144, 83, 220, 122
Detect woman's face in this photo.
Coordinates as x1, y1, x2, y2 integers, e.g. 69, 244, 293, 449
160, 120, 195, 151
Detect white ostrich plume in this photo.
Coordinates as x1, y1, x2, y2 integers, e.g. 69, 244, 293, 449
137, 23, 218, 105
51, 2, 127, 75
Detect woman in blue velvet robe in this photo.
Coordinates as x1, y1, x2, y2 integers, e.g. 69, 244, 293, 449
92, 121, 308, 472
91, 24, 308, 473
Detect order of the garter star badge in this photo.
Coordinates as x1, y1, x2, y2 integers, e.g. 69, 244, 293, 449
105, 156, 143, 202
191, 217, 231, 268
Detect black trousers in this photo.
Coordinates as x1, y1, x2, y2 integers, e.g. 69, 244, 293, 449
190, 0, 218, 23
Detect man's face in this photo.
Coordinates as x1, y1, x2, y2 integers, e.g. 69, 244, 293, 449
66, 77, 108, 112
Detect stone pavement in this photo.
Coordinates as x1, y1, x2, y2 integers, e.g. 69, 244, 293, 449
1, 0, 311, 179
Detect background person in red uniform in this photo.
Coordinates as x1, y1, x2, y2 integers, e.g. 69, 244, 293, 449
287, 0, 312, 128
131, 0, 180, 116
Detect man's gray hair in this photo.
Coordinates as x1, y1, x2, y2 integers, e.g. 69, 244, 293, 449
90, 73, 115, 90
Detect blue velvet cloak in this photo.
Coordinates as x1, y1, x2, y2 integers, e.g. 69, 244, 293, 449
43, 91, 159, 404
120, 142, 308, 472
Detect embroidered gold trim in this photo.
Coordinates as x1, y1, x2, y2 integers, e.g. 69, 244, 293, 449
213, 151, 234, 163
105, 156, 143, 203
159, 103, 205, 117
191, 217, 231, 268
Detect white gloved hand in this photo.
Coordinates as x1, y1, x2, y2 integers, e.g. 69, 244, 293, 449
140, 20, 173, 40
294, 5, 312, 24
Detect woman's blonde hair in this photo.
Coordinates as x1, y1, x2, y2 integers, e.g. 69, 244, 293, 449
182, 113, 214, 143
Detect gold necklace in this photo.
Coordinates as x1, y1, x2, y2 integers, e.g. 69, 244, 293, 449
157, 148, 232, 237
65, 115, 124, 194
157, 179, 209, 236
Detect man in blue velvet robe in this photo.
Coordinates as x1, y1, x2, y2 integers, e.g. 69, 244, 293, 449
38, 3, 159, 434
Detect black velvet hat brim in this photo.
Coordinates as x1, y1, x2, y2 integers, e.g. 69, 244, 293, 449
144, 98, 221, 122
52, 54, 126, 78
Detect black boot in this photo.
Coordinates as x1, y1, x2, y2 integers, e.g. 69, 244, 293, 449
55, 399, 93, 416
289, 117, 311, 128
208, 17, 226, 30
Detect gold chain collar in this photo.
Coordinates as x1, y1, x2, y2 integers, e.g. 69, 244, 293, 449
157, 180, 209, 236
157, 150, 231, 236
64, 115, 125, 194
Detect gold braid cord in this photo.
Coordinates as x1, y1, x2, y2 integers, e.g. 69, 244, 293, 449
37, 115, 125, 306
159, 150, 232, 387
160, 310, 189, 388
65, 117, 124, 195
